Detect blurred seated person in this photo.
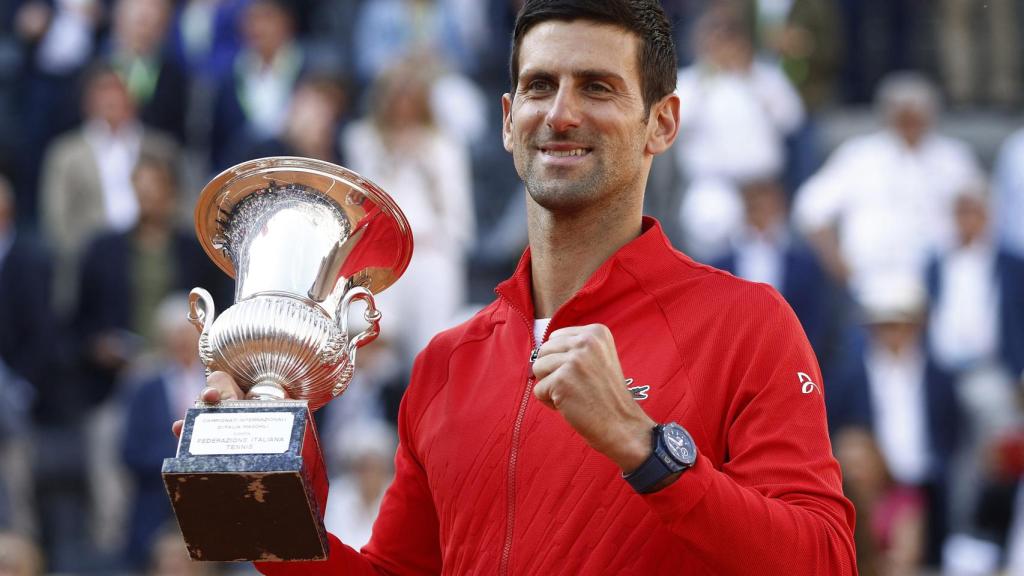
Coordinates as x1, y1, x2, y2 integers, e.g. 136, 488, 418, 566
73, 155, 230, 408
834, 427, 926, 576
104, 0, 189, 143
0, 531, 43, 576
236, 73, 348, 166
793, 72, 982, 294
827, 274, 961, 568
120, 294, 207, 571
40, 62, 179, 312
711, 177, 829, 358
926, 182, 1024, 537
209, 0, 305, 171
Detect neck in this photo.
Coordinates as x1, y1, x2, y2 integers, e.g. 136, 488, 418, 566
526, 199, 643, 318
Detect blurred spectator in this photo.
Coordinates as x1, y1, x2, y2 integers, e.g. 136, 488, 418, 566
710, 178, 830, 358
209, 0, 305, 171
73, 154, 228, 408
166, 0, 248, 82
938, 0, 1019, 109
72, 156, 227, 557
676, 3, 804, 184
0, 175, 52, 406
323, 335, 406, 434
0, 531, 43, 576
827, 274, 961, 567
834, 427, 925, 576
0, 176, 47, 537
120, 294, 206, 571
12, 0, 104, 221
324, 419, 397, 551
342, 60, 475, 363
104, 0, 189, 143
352, 0, 469, 83
239, 73, 348, 165
674, 3, 804, 260
40, 63, 180, 313
993, 126, 1024, 260
742, 0, 842, 112
926, 183, 1024, 535
793, 72, 982, 295
741, 0, 842, 192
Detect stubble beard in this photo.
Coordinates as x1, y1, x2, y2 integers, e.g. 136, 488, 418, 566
517, 135, 643, 215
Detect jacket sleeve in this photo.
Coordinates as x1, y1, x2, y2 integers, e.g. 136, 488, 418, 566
642, 286, 857, 575
255, 348, 443, 576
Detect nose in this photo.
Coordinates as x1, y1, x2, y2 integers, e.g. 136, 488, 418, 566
545, 85, 582, 133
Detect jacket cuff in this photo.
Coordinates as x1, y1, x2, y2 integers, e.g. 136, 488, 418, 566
640, 452, 714, 521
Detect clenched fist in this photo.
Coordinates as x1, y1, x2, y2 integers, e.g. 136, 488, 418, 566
531, 324, 655, 474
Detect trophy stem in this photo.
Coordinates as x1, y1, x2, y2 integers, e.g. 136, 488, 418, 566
250, 379, 288, 401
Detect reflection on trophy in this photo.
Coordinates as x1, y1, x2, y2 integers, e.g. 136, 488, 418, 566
161, 157, 412, 562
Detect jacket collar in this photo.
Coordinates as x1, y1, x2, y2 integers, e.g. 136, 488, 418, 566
495, 216, 688, 326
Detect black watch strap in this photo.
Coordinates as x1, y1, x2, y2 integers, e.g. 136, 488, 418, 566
623, 423, 696, 494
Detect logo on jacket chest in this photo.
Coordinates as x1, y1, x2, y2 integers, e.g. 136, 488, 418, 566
625, 378, 649, 400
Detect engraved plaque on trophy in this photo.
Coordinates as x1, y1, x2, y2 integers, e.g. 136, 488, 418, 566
161, 157, 412, 562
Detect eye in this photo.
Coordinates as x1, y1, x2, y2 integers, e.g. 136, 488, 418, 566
526, 78, 554, 92
584, 82, 612, 93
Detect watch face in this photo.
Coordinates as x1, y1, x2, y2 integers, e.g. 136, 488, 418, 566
662, 424, 695, 466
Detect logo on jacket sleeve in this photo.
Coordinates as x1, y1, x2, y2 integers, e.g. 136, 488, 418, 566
798, 372, 819, 395
625, 378, 649, 400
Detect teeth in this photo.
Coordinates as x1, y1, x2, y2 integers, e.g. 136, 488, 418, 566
545, 149, 588, 157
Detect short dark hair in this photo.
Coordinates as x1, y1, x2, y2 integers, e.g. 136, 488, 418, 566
509, 0, 677, 113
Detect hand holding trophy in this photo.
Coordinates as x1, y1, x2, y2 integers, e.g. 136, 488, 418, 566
162, 157, 412, 562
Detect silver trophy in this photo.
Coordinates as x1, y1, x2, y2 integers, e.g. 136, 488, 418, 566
162, 157, 412, 562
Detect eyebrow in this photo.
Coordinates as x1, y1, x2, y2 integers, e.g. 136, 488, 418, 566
519, 67, 628, 86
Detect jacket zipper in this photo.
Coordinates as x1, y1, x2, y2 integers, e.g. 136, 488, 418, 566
499, 308, 551, 576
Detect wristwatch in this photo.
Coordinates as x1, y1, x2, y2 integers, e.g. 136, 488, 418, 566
623, 422, 697, 494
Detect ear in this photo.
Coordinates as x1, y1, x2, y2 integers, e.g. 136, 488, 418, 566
501, 93, 514, 153
644, 92, 680, 156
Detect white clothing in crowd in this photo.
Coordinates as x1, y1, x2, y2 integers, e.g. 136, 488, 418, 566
675, 60, 804, 182
674, 60, 803, 260
929, 240, 1000, 371
342, 121, 475, 361
83, 119, 142, 233
793, 130, 981, 294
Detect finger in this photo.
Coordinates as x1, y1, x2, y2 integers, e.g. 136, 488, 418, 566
172, 419, 184, 438
532, 376, 557, 410
205, 371, 242, 401
531, 351, 571, 381
540, 325, 613, 359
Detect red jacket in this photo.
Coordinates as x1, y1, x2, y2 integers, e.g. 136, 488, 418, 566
258, 218, 857, 575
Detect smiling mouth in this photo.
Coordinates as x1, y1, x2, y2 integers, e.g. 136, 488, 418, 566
541, 148, 592, 157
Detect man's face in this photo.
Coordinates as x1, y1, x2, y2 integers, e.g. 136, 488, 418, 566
502, 20, 660, 213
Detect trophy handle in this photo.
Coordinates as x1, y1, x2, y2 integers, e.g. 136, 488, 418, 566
339, 286, 382, 365
188, 288, 217, 373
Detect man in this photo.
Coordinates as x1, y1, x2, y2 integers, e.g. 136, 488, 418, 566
183, 1, 856, 573
792, 72, 981, 295
40, 63, 179, 312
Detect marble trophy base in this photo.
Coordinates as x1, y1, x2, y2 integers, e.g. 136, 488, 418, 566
162, 400, 329, 562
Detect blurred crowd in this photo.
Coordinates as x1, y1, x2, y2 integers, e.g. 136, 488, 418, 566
0, 0, 1022, 574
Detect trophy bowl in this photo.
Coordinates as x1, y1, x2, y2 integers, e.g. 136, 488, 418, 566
163, 157, 412, 562
187, 156, 413, 410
